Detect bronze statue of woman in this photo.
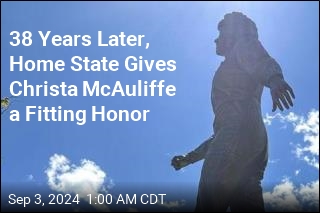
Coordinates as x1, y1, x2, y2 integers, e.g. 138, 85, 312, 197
172, 12, 295, 212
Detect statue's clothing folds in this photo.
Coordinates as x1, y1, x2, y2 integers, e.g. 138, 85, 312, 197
195, 38, 283, 212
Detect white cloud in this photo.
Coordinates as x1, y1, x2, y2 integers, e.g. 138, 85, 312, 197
293, 110, 319, 157
298, 180, 319, 211
268, 159, 280, 164
263, 178, 301, 211
27, 174, 34, 181
45, 154, 110, 212
264, 178, 319, 212
263, 114, 276, 126
263, 109, 319, 212
301, 155, 319, 169
264, 109, 319, 169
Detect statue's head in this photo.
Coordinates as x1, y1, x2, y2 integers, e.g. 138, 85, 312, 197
215, 12, 258, 56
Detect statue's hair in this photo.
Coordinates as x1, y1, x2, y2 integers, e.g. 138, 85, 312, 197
218, 12, 258, 40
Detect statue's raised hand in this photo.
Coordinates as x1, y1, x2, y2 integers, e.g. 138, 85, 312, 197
270, 77, 295, 112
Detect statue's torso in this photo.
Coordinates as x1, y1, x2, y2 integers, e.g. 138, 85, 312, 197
207, 57, 268, 172
211, 57, 264, 130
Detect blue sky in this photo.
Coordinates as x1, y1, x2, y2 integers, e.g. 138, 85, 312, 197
1, 1, 319, 211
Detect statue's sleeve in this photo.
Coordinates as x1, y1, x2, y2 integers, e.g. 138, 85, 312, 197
235, 39, 284, 87
185, 134, 215, 164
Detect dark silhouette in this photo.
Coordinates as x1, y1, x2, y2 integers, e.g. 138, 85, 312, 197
171, 12, 295, 212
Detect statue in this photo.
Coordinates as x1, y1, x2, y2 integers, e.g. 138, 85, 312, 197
171, 12, 295, 212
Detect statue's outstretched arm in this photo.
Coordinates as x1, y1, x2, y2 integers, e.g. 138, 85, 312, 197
171, 134, 215, 170
235, 39, 295, 112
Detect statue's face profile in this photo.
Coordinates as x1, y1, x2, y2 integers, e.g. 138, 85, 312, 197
214, 28, 235, 57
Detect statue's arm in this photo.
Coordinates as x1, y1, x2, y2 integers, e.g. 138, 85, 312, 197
235, 38, 284, 87
184, 134, 215, 164
171, 134, 215, 170
235, 39, 295, 111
